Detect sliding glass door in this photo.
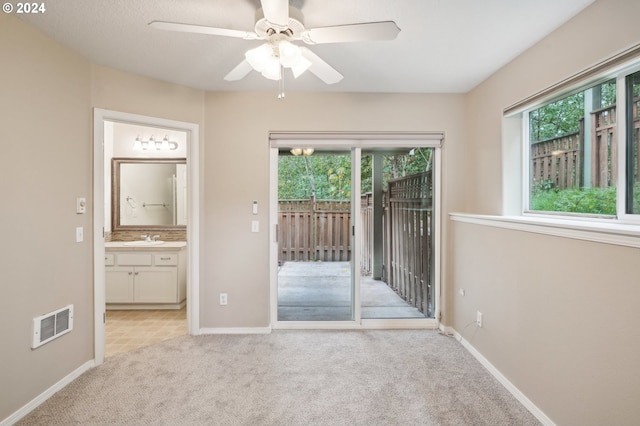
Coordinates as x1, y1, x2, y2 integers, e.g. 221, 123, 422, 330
270, 133, 441, 327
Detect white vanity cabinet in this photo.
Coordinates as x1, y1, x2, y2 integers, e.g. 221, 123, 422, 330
105, 242, 187, 309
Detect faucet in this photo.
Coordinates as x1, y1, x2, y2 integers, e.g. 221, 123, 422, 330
141, 234, 152, 242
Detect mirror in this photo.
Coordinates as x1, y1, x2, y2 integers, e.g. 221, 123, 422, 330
112, 158, 187, 230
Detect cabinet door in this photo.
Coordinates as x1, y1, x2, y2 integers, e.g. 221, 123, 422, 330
133, 267, 178, 303
106, 267, 135, 303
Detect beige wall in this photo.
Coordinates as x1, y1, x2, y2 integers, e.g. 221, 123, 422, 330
0, 14, 207, 421
91, 65, 205, 125
202, 91, 466, 327
0, 15, 93, 419
454, 0, 640, 424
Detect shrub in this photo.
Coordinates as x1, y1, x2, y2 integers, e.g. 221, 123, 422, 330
530, 185, 616, 215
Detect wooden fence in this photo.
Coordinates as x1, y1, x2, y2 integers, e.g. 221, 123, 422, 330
591, 105, 617, 188
383, 172, 433, 316
360, 193, 373, 274
278, 172, 434, 316
531, 99, 640, 190
278, 198, 351, 262
531, 129, 583, 189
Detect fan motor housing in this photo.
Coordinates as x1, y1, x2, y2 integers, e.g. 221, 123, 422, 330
254, 6, 305, 38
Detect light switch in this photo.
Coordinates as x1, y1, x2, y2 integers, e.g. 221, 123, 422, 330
76, 197, 86, 214
252, 200, 258, 215
76, 227, 84, 243
251, 220, 259, 233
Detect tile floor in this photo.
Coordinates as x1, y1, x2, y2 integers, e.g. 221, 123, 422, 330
105, 308, 187, 357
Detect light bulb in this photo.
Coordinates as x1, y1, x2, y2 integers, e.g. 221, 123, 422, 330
245, 43, 274, 72
278, 40, 301, 68
261, 56, 282, 80
161, 136, 170, 150
133, 136, 142, 151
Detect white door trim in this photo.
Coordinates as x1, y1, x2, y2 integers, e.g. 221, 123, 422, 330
92, 109, 200, 365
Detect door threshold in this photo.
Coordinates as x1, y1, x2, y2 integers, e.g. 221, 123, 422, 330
271, 318, 438, 330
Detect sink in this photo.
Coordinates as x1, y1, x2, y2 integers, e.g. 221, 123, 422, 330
123, 240, 165, 246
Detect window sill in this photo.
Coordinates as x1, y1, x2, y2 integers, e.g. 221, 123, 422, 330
449, 213, 640, 249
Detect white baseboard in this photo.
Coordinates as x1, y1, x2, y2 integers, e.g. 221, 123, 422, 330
198, 327, 272, 335
440, 325, 555, 426
1, 360, 94, 426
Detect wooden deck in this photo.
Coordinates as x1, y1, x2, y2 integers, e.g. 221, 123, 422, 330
277, 261, 425, 321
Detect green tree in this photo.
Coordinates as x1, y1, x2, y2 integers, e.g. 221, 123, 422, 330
278, 148, 433, 200
529, 80, 616, 143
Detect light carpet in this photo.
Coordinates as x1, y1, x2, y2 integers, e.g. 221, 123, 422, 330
18, 330, 540, 425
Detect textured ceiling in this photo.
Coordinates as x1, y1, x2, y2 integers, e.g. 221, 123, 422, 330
18, 0, 595, 93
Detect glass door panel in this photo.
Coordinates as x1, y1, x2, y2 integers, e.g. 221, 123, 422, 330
276, 148, 354, 321
359, 149, 434, 319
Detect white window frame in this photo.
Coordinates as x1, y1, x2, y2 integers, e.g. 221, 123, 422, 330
520, 60, 640, 225
616, 63, 640, 223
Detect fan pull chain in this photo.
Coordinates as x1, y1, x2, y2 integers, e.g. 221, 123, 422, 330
278, 65, 285, 100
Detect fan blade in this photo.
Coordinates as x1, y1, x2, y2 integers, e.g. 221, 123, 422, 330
300, 47, 343, 85
302, 21, 400, 44
224, 60, 254, 81
149, 21, 258, 40
260, 0, 289, 29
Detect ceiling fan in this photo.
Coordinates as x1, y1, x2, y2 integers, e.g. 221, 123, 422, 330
149, 0, 400, 85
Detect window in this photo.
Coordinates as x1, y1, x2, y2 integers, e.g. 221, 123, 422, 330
626, 71, 640, 215
523, 64, 640, 221
527, 80, 617, 216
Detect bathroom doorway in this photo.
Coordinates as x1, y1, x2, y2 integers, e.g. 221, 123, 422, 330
93, 109, 200, 365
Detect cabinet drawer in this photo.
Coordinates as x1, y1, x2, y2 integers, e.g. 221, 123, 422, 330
105, 253, 115, 266
154, 253, 178, 266
117, 253, 152, 266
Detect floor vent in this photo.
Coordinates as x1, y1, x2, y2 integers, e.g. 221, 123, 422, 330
32, 305, 74, 349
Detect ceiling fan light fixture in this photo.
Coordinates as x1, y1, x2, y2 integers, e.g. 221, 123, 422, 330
290, 147, 314, 156
278, 40, 300, 67
261, 56, 282, 80
245, 43, 273, 72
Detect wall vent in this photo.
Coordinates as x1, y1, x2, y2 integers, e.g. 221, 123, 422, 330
31, 305, 74, 349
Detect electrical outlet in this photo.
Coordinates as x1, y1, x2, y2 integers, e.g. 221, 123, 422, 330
476, 311, 483, 328
219, 293, 228, 306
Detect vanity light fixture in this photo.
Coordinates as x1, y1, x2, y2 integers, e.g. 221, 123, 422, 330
133, 135, 178, 151
290, 148, 314, 156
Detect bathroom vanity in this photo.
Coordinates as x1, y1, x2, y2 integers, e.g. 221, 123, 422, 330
105, 241, 187, 310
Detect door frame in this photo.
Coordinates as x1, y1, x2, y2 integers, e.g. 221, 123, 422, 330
269, 132, 442, 329
92, 109, 200, 365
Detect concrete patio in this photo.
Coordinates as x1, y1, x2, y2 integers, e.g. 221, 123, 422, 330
277, 261, 425, 321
